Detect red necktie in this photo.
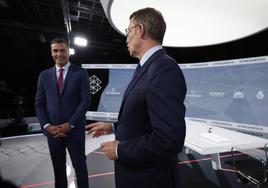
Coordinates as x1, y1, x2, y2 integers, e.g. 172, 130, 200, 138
57, 68, 64, 94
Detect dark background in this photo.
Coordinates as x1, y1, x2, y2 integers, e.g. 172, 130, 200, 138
0, 0, 268, 119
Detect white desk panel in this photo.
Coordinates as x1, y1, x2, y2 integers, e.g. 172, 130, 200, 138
185, 119, 268, 170
86, 112, 268, 170
185, 119, 268, 155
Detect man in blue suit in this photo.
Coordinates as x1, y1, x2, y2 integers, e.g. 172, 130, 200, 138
87, 7, 186, 188
35, 38, 91, 188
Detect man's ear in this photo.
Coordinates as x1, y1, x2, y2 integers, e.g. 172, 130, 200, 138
139, 24, 145, 38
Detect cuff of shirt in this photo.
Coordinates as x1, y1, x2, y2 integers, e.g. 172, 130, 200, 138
112, 123, 115, 133
44, 123, 74, 129
112, 123, 118, 159
115, 143, 118, 159
43, 123, 50, 130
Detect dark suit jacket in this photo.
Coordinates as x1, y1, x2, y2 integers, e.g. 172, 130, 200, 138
35, 63, 91, 134
115, 49, 186, 188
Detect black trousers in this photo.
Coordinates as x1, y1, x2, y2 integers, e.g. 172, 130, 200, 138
47, 130, 88, 188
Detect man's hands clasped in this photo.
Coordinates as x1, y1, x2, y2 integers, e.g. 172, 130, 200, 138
45, 122, 71, 138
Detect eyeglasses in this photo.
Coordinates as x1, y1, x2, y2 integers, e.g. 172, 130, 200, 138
125, 25, 140, 37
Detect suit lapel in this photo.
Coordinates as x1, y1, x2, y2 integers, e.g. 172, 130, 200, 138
120, 66, 145, 106
50, 67, 59, 96
60, 64, 73, 95
118, 49, 165, 119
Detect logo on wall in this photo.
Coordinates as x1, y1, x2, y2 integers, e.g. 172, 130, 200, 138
106, 87, 121, 95
233, 91, 244, 99
256, 91, 264, 99
209, 91, 225, 97
89, 75, 102, 94
186, 89, 202, 98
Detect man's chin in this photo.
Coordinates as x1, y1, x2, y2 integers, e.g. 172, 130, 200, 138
56, 61, 67, 66
128, 51, 134, 57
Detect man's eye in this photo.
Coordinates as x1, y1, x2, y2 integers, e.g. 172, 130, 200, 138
53, 49, 66, 53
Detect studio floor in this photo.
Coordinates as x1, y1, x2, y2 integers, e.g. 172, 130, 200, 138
0, 134, 266, 188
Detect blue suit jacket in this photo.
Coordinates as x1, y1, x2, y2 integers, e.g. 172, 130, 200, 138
115, 49, 187, 188
35, 64, 91, 135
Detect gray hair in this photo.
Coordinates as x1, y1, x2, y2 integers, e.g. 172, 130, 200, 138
130, 7, 166, 44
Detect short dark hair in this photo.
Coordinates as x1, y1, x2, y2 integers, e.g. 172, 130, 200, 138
130, 7, 166, 44
50, 38, 69, 48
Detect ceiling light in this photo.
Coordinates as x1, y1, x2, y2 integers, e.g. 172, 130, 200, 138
100, 0, 268, 47
74, 36, 88, 47
69, 48, 75, 55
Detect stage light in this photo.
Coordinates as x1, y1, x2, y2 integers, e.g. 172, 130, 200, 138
100, 0, 268, 47
74, 36, 88, 47
69, 48, 75, 55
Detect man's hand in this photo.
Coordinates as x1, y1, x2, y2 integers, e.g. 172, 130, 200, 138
53, 122, 71, 138
86, 122, 113, 138
45, 125, 60, 136
101, 140, 120, 160
58, 122, 71, 134
53, 132, 67, 138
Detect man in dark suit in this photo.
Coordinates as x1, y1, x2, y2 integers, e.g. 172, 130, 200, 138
86, 7, 186, 188
35, 38, 91, 188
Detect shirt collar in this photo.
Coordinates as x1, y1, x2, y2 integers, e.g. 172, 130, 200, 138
56, 62, 70, 72
139, 45, 162, 67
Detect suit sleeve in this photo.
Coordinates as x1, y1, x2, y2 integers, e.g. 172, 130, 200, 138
117, 59, 186, 166
35, 72, 49, 129
69, 69, 91, 126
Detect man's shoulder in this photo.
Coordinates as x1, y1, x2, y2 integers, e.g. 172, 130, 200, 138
69, 63, 85, 72
40, 67, 54, 76
154, 52, 177, 67
147, 53, 180, 76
